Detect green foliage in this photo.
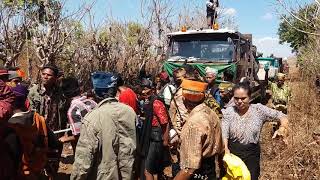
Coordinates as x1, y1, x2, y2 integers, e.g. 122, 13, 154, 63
3, 0, 38, 8
98, 30, 110, 43
68, 20, 85, 40
278, 3, 318, 52
126, 22, 145, 46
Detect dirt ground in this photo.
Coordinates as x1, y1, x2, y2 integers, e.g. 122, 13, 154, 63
260, 58, 320, 179
57, 143, 74, 178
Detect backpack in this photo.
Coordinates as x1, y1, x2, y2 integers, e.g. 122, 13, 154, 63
7, 112, 48, 175
67, 96, 97, 135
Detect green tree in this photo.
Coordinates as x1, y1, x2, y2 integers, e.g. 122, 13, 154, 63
278, 3, 319, 52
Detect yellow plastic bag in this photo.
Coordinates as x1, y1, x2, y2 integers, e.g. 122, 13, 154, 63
222, 153, 251, 180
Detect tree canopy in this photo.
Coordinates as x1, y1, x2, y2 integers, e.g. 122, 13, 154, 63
278, 3, 319, 52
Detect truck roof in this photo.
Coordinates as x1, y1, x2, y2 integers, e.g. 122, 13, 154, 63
256, 57, 276, 61
167, 28, 237, 36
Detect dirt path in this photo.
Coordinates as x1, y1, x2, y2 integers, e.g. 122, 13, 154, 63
260, 58, 320, 179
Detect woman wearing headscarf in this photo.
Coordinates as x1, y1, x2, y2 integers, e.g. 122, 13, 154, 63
222, 82, 289, 180
136, 81, 170, 180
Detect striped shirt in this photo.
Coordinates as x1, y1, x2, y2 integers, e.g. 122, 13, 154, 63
222, 103, 286, 144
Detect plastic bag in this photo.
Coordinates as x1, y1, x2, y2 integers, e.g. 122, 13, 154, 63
222, 153, 251, 180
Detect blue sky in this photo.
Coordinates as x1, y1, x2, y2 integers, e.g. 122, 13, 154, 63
65, 0, 313, 57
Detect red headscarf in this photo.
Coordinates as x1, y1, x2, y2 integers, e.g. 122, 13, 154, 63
119, 88, 138, 113
160, 71, 169, 81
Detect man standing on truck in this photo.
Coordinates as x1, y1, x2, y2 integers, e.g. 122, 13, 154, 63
206, 0, 219, 28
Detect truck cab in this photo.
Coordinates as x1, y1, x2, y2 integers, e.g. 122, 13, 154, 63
163, 28, 263, 101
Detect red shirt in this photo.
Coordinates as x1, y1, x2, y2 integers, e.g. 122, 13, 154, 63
152, 100, 169, 127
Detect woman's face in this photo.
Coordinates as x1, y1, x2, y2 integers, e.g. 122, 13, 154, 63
140, 88, 152, 101
233, 88, 250, 111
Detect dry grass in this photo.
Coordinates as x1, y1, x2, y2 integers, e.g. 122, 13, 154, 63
260, 59, 320, 180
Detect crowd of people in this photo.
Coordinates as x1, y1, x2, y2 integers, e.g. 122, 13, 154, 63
0, 63, 290, 180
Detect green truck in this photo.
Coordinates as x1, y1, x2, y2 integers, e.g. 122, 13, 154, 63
163, 28, 264, 101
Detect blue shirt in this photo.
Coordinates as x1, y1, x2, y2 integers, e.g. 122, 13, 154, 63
207, 87, 222, 106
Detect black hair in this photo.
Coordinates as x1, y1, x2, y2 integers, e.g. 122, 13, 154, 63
224, 70, 234, 81
233, 82, 252, 97
42, 64, 59, 77
61, 77, 80, 98
15, 96, 28, 110
103, 87, 118, 98
0, 75, 8, 81
116, 74, 124, 87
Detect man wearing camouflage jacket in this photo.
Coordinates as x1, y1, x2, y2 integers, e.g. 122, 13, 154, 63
71, 72, 136, 180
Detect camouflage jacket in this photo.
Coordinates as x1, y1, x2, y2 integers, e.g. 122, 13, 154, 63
270, 82, 291, 105
204, 93, 222, 119
28, 84, 67, 132
71, 98, 137, 180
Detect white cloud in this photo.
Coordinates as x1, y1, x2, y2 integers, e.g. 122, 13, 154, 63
261, 12, 273, 20
222, 8, 237, 16
253, 37, 293, 57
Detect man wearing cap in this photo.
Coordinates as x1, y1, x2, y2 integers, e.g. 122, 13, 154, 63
71, 72, 136, 180
269, 73, 291, 114
205, 67, 222, 106
174, 79, 223, 180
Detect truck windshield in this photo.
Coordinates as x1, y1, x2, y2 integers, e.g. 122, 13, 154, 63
170, 40, 234, 61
